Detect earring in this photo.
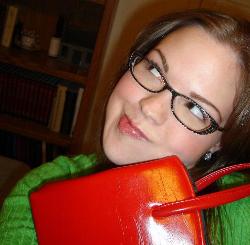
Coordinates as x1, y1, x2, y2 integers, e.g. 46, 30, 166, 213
204, 151, 212, 161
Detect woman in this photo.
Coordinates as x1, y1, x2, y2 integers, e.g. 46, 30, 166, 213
0, 9, 249, 244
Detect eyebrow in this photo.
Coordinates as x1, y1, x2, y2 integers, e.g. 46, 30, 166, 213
153, 48, 223, 123
154, 48, 169, 73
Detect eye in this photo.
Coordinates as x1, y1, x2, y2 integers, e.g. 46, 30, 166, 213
186, 101, 208, 121
148, 64, 161, 78
134, 57, 167, 92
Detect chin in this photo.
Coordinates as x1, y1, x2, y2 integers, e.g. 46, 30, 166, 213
103, 146, 137, 166
105, 147, 197, 169
103, 147, 136, 166
104, 144, 165, 166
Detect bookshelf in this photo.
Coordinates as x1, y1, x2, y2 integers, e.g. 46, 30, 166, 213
0, 0, 117, 165
0, 46, 88, 85
0, 114, 71, 147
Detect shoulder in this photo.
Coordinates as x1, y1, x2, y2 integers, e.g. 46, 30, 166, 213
7, 153, 98, 197
219, 171, 249, 188
217, 172, 250, 245
0, 154, 97, 245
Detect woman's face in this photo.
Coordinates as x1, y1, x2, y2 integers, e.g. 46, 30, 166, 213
103, 26, 240, 168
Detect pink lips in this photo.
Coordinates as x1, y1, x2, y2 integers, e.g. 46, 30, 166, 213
118, 115, 148, 141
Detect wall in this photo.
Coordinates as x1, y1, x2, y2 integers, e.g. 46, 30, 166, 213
201, 0, 250, 19
101, 0, 201, 79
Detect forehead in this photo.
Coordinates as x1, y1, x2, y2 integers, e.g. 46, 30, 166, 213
150, 26, 240, 123
154, 26, 239, 76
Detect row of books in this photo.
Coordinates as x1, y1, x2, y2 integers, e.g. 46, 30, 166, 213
0, 130, 65, 168
0, 62, 84, 136
0, 73, 56, 125
49, 84, 84, 135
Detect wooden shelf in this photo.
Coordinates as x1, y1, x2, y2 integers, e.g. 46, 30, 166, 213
0, 46, 88, 85
0, 114, 71, 147
0, 0, 117, 157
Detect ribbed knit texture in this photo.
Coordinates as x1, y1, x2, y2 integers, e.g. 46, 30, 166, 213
211, 172, 250, 245
0, 154, 97, 245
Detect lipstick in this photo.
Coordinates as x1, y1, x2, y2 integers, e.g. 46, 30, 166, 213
118, 115, 148, 141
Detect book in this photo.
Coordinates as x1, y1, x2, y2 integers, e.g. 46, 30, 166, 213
60, 89, 77, 135
0, 71, 57, 126
31, 81, 41, 123
20, 77, 31, 119
48, 89, 59, 129
70, 87, 84, 136
24, 79, 36, 120
38, 83, 57, 125
2, 76, 12, 114
49, 84, 67, 132
46, 86, 57, 125
8, 78, 17, 116
1, 5, 18, 48
21, 79, 56, 125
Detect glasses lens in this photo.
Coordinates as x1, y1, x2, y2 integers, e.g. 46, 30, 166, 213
173, 95, 211, 131
132, 56, 165, 92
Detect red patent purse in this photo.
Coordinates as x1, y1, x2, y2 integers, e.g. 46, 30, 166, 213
30, 156, 250, 245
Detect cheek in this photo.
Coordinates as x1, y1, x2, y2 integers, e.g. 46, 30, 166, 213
166, 128, 221, 167
105, 74, 136, 125
103, 73, 142, 138
113, 72, 144, 102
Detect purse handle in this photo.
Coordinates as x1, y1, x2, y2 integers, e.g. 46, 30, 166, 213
195, 163, 250, 191
152, 163, 250, 218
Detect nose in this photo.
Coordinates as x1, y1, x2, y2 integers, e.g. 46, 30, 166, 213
139, 92, 171, 125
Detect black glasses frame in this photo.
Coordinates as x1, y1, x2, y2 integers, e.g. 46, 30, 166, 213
129, 52, 224, 135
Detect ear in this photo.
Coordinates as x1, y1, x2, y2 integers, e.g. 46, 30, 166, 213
209, 141, 221, 154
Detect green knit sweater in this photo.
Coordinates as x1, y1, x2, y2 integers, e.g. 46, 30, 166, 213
0, 155, 249, 244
